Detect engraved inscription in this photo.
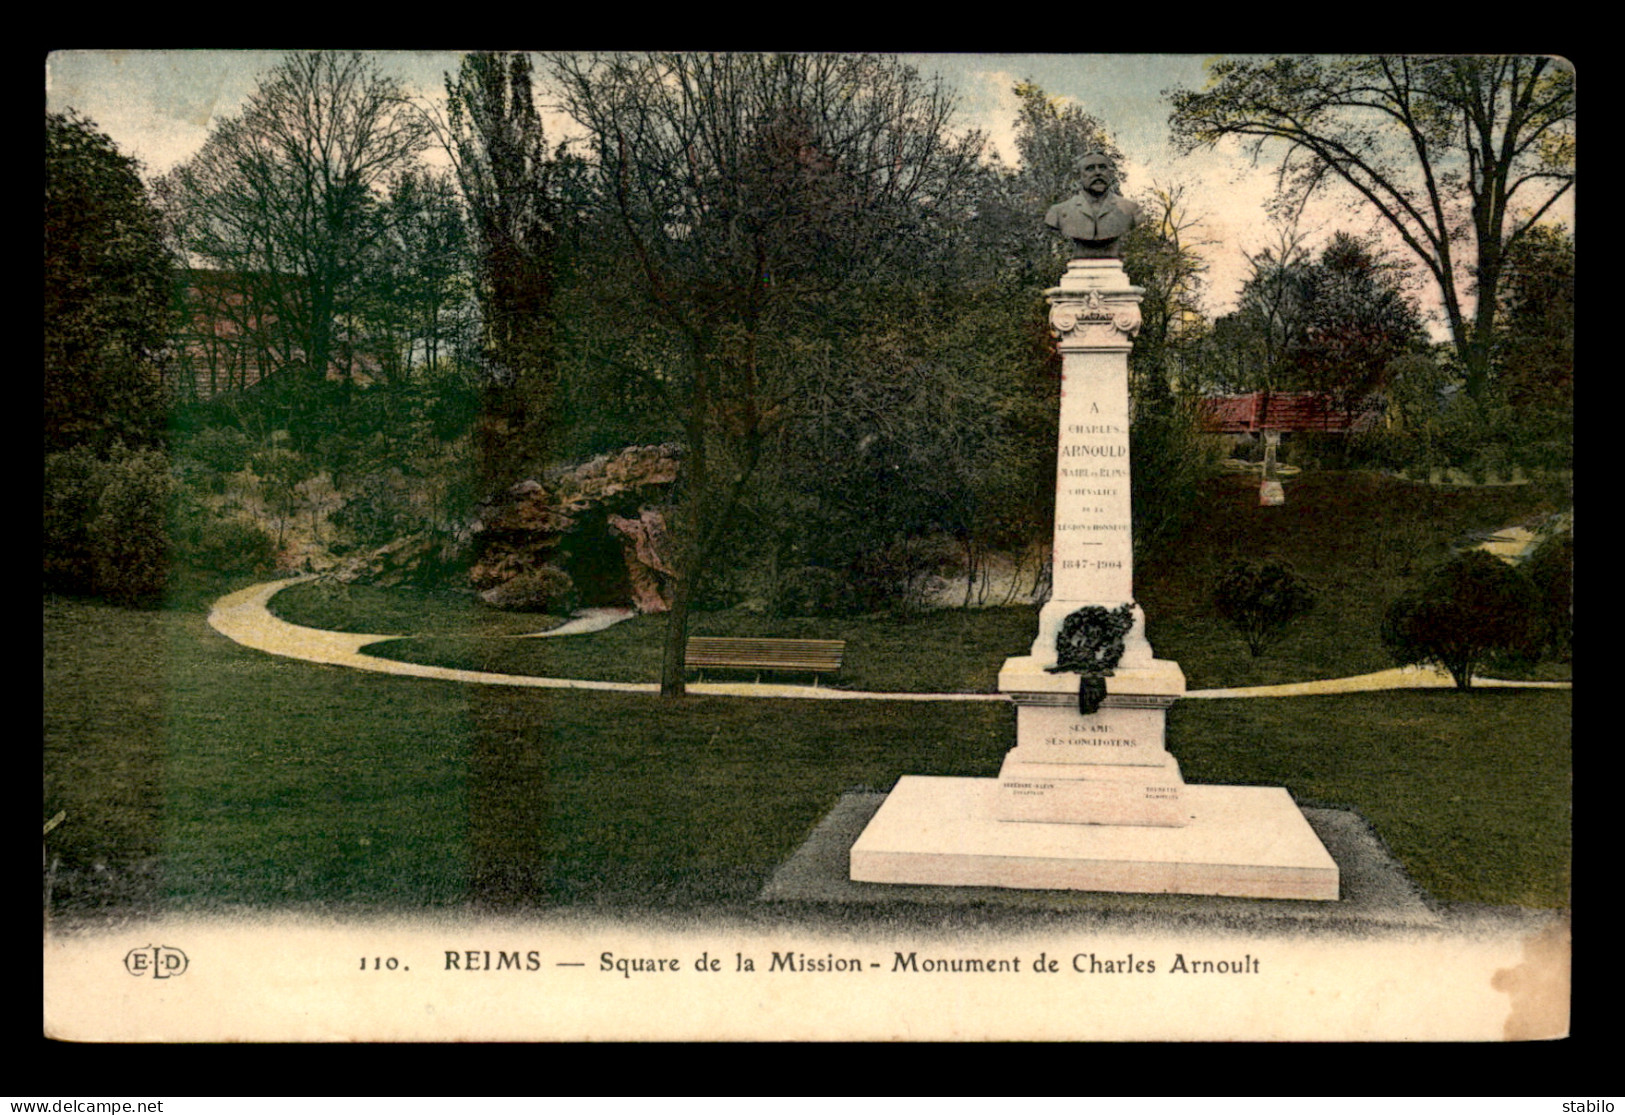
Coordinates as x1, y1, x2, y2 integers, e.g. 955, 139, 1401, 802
1041, 719, 1143, 749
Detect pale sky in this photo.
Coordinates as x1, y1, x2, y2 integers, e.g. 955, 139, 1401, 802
44, 50, 1575, 334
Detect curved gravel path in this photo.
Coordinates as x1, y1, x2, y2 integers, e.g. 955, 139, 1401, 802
209, 578, 1571, 702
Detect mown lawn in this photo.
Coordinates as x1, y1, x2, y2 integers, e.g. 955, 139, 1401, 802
46, 601, 1569, 915
1138, 471, 1571, 689
1172, 691, 1570, 908
44, 594, 1011, 915
352, 604, 1041, 693
46, 590, 472, 917
45, 471, 1571, 918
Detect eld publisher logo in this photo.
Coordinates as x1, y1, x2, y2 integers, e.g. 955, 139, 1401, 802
124, 946, 188, 979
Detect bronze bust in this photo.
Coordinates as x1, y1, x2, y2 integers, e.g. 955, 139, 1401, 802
1045, 151, 1140, 259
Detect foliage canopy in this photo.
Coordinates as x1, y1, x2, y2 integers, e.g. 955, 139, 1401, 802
45, 111, 172, 453
1170, 55, 1575, 397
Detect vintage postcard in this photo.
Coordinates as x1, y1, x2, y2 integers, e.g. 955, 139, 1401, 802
44, 50, 1572, 1042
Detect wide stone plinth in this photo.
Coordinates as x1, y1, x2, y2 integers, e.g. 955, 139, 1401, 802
995, 654, 1190, 826
849, 776, 1340, 900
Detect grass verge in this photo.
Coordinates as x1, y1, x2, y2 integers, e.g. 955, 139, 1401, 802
46, 596, 1569, 915
1172, 691, 1570, 908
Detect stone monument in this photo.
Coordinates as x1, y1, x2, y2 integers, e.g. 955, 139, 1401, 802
849, 156, 1339, 900
1260, 430, 1286, 506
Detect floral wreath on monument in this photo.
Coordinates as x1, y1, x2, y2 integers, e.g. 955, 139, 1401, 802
1046, 603, 1135, 714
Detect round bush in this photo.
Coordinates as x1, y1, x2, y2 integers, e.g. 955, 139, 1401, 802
1381, 550, 1540, 689
1212, 557, 1317, 658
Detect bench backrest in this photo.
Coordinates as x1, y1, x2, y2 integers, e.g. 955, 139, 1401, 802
684, 637, 845, 670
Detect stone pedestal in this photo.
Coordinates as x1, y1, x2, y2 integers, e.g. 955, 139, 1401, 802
848, 257, 1338, 900
996, 655, 1187, 826
997, 259, 1189, 827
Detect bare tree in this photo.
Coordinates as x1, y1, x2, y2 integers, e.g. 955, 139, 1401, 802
158, 52, 431, 398
1170, 55, 1574, 398
1235, 219, 1314, 394
550, 51, 982, 695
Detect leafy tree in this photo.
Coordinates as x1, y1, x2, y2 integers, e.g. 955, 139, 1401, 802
1294, 232, 1428, 415
1212, 557, 1317, 657
550, 51, 982, 694
1380, 549, 1539, 689
1522, 529, 1572, 662
1170, 55, 1575, 399
1495, 223, 1573, 414
1131, 383, 1224, 552
1376, 350, 1454, 467
45, 111, 172, 454
1215, 229, 1426, 414
156, 52, 432, 408
962, 81, 1124, 290
443, 52, 573, 469
1009, 81, 1123, 221
755, 279, 1057, 615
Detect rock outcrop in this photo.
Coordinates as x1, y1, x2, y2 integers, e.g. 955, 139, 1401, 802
607, 507, 678, 614
467, 444, 681, 613
328, 444, 682, 612
328, 531, 447, 588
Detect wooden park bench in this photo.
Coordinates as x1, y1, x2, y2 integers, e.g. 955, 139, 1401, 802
684, 637, 846, 686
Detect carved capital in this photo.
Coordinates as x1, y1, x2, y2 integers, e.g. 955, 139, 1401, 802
1048, 289, 1142, 349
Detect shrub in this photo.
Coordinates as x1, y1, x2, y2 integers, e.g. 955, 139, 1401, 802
89, 448, 174, 605
183, 515, 277, 576
776, 565, 856, 617
1523, 529, 1573, 662
1212, 558, 1318, 658
43, 445, 104, 592
1381, 550, 1540, 689
44, 443, 172, 605
330, 469, 419, 551
185, 425, 252, 477
251, 446, 312, 547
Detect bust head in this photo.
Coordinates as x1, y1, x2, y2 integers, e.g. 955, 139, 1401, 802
1044, 147, 1140, 258
1078, 149, 1117, 199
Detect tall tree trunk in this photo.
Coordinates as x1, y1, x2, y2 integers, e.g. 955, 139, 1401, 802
659, 561, 698, 697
